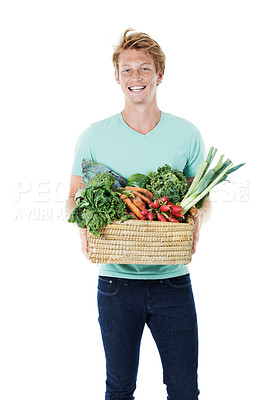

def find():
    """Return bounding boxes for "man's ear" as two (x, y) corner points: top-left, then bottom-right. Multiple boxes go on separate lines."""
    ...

(157, 71), (164, 85)
(115, 70), (120, 85)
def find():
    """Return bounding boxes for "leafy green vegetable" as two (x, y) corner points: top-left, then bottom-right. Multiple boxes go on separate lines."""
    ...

(127, 173), (149, 188)
(82, 159), (127, 189)
(68, 178), (132, 236)
(146, 164), (188, 204)
(86, 172), (115, 188)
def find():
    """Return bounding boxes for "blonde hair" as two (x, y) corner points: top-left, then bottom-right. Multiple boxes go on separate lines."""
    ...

(112, 29), (165, 76)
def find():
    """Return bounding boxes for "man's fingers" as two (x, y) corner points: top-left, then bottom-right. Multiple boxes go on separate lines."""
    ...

(82, 245), (89, 259)
(192, 230), (199, 255)
(79, 228), (89, 259)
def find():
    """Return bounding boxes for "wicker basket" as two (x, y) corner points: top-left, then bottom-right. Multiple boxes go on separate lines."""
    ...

(87, 216), (194, 265)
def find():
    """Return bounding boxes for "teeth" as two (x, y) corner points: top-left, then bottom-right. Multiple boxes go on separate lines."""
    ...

(129, 86), (146, 91)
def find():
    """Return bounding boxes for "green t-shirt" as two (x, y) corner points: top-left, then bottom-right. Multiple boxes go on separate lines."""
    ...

(71, 111), (205, 279)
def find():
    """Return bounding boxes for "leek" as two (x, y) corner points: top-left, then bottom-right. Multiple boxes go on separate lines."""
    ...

(180, 147), (245, 215)
(185, 146), (217, 197)
(185, 161), (208, 197)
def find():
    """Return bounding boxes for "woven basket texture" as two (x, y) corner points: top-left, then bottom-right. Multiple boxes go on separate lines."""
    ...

(87, 216), (194, 265)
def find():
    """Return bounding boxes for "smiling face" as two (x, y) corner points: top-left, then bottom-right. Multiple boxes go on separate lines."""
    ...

(115, 49), (163, 106)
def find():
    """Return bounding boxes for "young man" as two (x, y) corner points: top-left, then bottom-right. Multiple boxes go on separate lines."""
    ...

(66, 29), (211, 400)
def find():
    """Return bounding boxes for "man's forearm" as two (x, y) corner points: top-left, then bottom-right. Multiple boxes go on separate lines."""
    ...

(191, 196), (212, 254)
(198, 196), (212, 226)
(66, 195), (89, 258)
(65, 196), (76, 220)
(187, 177), (212, 225)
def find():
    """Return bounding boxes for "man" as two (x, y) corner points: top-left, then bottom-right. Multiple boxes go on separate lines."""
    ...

(66, 29), (211, 400)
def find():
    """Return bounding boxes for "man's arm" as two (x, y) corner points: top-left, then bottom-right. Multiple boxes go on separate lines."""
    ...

(66, 174), (89, 259)
(187, 177), (212, 254)
(192, 196), (212, 254)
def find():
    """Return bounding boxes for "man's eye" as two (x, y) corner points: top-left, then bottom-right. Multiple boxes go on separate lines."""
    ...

(142, 67), (149, 71)
(123, 69), (130, 73)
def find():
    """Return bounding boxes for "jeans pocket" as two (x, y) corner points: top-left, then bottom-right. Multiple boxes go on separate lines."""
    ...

(97, 276), (120, 296)
(164, 274), (192, 289)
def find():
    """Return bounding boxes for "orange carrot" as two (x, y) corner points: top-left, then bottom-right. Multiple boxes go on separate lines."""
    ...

(131, 189), (152, 205)
(125, 186), (154, 199)
(120, 194), (142, 218)
(132, 187), (154, 200)
(131, 196), (147, 211)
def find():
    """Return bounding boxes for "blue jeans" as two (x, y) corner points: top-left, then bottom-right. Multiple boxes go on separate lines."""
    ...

(97, 274), (199, 400)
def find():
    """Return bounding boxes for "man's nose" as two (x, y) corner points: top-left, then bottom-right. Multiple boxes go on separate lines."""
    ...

(131, 69), (142, 79)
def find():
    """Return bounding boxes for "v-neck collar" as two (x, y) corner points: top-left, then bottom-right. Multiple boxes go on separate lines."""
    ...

(118, 111), (164, 138)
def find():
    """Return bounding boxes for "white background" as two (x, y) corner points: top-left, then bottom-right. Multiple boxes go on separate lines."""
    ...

(1, 0), (263, 399)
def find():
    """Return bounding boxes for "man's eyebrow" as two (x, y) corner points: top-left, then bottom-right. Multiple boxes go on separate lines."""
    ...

(121, 63), (152, 67)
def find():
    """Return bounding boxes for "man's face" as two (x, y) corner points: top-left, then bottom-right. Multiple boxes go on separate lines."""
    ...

(115, 49), (163, 105)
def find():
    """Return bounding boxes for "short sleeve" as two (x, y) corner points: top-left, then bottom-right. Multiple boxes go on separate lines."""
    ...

(71, 126), (93, 176)
(183, 126), (206, 177)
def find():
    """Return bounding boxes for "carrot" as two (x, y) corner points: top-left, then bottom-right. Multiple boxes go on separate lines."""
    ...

(135, 187), (154, 199)
(120, 194), (142, 218)
(125, 186), (154, 200)
(131, 196), (147, 211)
(131, 189), (152, 205)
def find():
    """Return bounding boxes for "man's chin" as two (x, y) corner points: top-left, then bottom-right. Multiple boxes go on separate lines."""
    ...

(125, 93), (151, 105)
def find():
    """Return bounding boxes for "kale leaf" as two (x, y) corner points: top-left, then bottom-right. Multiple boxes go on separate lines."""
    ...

(146, 164), (188, 204)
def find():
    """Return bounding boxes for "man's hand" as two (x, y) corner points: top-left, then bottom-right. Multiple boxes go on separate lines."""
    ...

(190, 196), (212, 254)
(79, 227), (89, 259)
(66, 174), (89, 259)
(192, 212), (201, 254)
